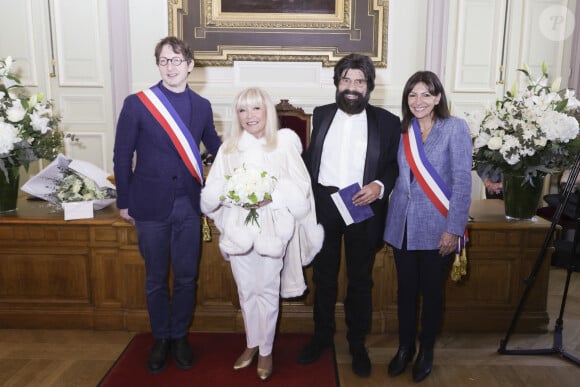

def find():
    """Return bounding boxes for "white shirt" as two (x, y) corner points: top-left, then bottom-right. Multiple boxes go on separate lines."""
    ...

(318, 109), (368, 189)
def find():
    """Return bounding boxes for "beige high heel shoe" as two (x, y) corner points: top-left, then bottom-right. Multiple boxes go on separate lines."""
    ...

(233, 347), (258, 370)
(257, 354), (273, 381)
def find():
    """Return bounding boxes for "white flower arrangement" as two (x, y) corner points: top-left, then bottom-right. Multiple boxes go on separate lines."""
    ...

(219, 164), (277, 226)
(467, 63), (580, 183)
(0, 56), (71, 181)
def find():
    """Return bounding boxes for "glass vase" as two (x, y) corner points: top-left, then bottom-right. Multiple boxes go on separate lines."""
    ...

(502, 172), (545, 220)
(0, 164), (21, 213)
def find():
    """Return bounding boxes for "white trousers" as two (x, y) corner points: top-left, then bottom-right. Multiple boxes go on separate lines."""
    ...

(229, 250), (283, 356)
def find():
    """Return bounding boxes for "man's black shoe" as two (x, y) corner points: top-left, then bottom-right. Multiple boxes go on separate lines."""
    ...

(172, 336), (194, 370)
(388, 345), (416, 377)
(412, 348), (433, 382)
(147, 339), (170, 374)
(351, 347), (371, 377)
(297, 338), (331, 364)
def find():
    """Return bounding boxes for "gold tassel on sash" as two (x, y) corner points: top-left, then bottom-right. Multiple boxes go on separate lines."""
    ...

(451, 230), (468, 282)
(460, 248), (467, 276)
(201, 215), (212, 242)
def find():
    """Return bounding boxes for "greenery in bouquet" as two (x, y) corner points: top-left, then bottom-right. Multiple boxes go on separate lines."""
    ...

(0, 55), (72, 182)
(52, 166), (115, 204)
(467, 62), (580, 184)
(219, 164), (277, 226)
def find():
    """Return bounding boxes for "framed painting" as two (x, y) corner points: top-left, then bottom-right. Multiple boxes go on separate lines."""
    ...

(168, 0), (388, 67)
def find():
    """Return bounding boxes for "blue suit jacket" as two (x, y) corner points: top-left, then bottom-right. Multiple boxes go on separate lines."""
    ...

(303, 103), (400, 247)
(113, 82), (221, 221)
(384, 116), (472, 250)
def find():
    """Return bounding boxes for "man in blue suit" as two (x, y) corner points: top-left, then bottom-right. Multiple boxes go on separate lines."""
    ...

(298, 54), (400, 377)
(113, 36), (221, 374)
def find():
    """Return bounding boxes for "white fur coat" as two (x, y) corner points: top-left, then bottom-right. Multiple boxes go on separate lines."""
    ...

(201, 129), (324, 298)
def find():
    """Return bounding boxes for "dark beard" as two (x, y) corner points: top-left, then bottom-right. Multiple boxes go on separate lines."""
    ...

(336, 90), (369, 115)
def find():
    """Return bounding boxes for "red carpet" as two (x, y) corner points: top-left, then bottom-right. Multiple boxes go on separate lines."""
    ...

(99, 332), (338, 387)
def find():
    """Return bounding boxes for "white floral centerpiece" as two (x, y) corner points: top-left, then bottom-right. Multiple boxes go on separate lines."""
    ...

(467, 63), (580, 184)
(219, 164), (277, 226)
(0, 55), (69, 181)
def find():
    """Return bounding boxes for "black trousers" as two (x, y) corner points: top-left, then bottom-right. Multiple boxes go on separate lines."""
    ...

(392, 241), (452, 349)
(312, 184), (377, 349)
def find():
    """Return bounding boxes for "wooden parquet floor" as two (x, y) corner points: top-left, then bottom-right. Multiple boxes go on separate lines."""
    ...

(0, 267), (579, 386)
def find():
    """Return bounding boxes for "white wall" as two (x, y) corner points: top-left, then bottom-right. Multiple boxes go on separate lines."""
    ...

(126, 0), (429, 133)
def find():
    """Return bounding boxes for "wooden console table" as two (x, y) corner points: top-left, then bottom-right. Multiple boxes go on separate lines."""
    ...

(0, 198), (553, 332)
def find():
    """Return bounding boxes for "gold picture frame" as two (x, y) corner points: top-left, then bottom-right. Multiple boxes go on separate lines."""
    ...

(168, 0), (388, 67)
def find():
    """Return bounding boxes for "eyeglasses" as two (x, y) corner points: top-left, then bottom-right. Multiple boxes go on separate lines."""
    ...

(340, 77), (367, 87)
(158, 57), (187, 66)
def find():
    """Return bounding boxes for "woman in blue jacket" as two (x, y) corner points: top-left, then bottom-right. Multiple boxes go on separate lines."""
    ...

(384, 71), (472, 382)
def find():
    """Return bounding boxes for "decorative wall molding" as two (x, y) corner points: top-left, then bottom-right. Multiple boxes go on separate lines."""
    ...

(53, 0), (104, 86)
(451, 0), (505, 93)
(59, 95), (107, 124)
(65, 132), (109, 171)
(168, 0), (388, 67)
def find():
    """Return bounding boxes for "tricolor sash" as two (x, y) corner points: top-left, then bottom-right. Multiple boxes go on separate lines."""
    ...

(137, 86), (204, 185)
(403, 118), (450, 217)
(403, 118), (468, 281)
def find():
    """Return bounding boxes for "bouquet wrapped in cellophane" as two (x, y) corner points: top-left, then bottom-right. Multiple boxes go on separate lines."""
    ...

(21, 153), (116, 219)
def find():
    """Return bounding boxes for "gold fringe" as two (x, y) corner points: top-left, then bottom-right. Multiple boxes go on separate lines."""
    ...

(451, 249), (468, 282)
(201, 215), (212, 242)
(460, 248), (468, 276)
(451, 254), (461, 281)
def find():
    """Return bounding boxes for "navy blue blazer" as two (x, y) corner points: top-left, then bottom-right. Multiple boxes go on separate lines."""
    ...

(384, 116), (472, 250)
(113, 82), (221, 221)
(303, 103), (400, 247)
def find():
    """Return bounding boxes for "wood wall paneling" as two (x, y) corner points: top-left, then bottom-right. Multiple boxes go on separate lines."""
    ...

(0, 199), (552, 333)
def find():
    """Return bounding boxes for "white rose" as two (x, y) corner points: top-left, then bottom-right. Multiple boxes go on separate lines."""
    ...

(487, 136), (503, 150)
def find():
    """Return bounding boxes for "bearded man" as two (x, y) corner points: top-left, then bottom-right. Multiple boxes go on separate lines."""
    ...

(298, 53), (400, 377)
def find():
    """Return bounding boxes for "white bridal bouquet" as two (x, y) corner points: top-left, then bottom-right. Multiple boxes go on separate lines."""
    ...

(219, 164), (277, 226)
